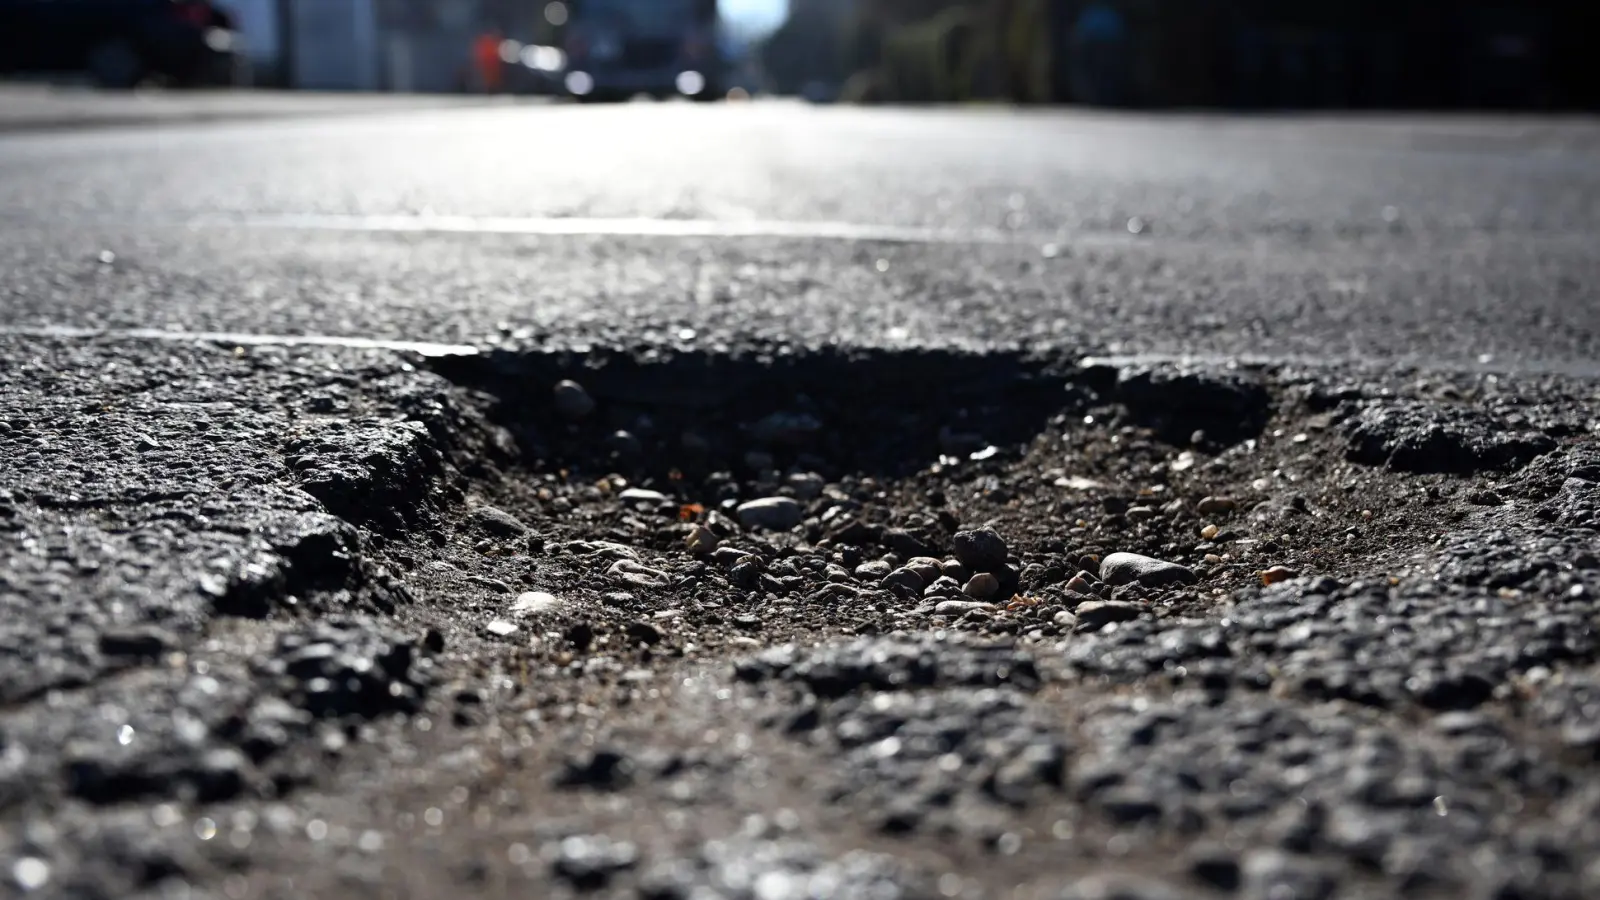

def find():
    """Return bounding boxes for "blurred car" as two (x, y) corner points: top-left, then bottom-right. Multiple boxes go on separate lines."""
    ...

(0, 0), (242, 89)
(562, 0), (722, 101)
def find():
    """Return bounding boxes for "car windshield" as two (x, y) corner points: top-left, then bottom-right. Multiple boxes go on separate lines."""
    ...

(576, 0), (697, 31)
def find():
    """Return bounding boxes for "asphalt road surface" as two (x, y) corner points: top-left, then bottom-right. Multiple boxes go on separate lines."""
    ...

(2, 97), (1599, 900)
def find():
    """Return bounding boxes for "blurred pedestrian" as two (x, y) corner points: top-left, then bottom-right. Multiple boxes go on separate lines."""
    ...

(474, 29), (505, 93)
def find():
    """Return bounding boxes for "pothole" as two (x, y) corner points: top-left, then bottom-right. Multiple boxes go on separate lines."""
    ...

(404, 347), (1593, 678)
(433, 346), (1094, 486)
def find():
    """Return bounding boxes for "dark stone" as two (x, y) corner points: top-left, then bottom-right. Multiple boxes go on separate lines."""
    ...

(604, 430), (644, 461)
(882, 528), (933, 559)
(1099, 788), (1163, 824)
(98, 626), (173, 659)
(555, 748), (634, 791)
(626, 621), (664, 645)
(1074, 600), (1144, 630)
(471, 506), (527, 537)
(951, 528), (1008, 573)
(565, 621), (596, 651)
(1188, 847), (1241, 891)
(1409, 670), (1496, 711)
(730, 559), (763, 590)
(267, 622), (427, 720)
(828, 518), (881, 545)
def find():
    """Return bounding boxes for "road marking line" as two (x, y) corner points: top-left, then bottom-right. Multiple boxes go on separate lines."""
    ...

(181, 213), (1128, 247)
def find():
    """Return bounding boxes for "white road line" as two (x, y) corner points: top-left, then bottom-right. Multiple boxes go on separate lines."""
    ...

(180, 213), (1095, 247)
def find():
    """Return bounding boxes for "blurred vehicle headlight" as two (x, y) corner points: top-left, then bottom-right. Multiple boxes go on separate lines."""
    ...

(522, 45), (566, 72)
(676, 71), (705, 96)
(565, 71), (594, 95)
(203, 28), (233, 52)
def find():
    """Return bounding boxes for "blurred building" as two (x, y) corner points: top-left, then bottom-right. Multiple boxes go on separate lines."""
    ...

(221, 0), (555, 91)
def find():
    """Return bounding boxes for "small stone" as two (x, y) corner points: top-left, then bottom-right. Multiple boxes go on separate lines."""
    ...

(935, 600), (995, 617)
(1064, 571), (1097, 596)
(98, 626), (172, 659)
(951, 528), (1008, 572)
(607, 560), (673, 589)
(1259, 565), (1299, 585)
(963, 572), (1000, 600)
(1196, 496), (1237, 515)
(1200, 524), (1220, 540)
(1075, 600), (1143, 630)
(555, 748), (633, 790)
(196, 747), (249, 801)
(854, 560), (893, 580)
(1052, 610), (1078, 628)
(1100, 552), (1198, 588)
(926, 575), (963, 597)
(1125, 505), (1157, 521)
(552, 380), (596, 419)
(882, 528), (931, 558)
(736, 497), (804, 531)
(605, 430), (643, 459)
(827, 517), (878, 545)
(624, 621), (663, 645)
(471, 506), (527, 537)
(617, 488), (669, 503)
(685, 524), (719, 556)
(12, 857), (50, 892)
(511, 591), (566, 617)
(1187, 846), (1242, 891)
(905, 557), (944, 584)
(787, 472), (826, 500)
(467, 575), (512, 594)
(940, 559), (970, 582)
(728, 559), (762, 590)
(485, 619), (519, 638)
(882, 567), (927, 595)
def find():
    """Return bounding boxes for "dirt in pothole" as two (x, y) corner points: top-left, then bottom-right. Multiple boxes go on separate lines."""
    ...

(402, 350), (1581, 660)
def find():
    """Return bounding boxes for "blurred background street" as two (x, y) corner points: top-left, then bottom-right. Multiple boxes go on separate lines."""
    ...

(3, 1), (1594, 106)
(5, 4), (1600, 900)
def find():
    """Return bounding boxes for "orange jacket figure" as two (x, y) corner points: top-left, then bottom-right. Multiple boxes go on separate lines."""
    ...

(474, 31), (504, 92)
